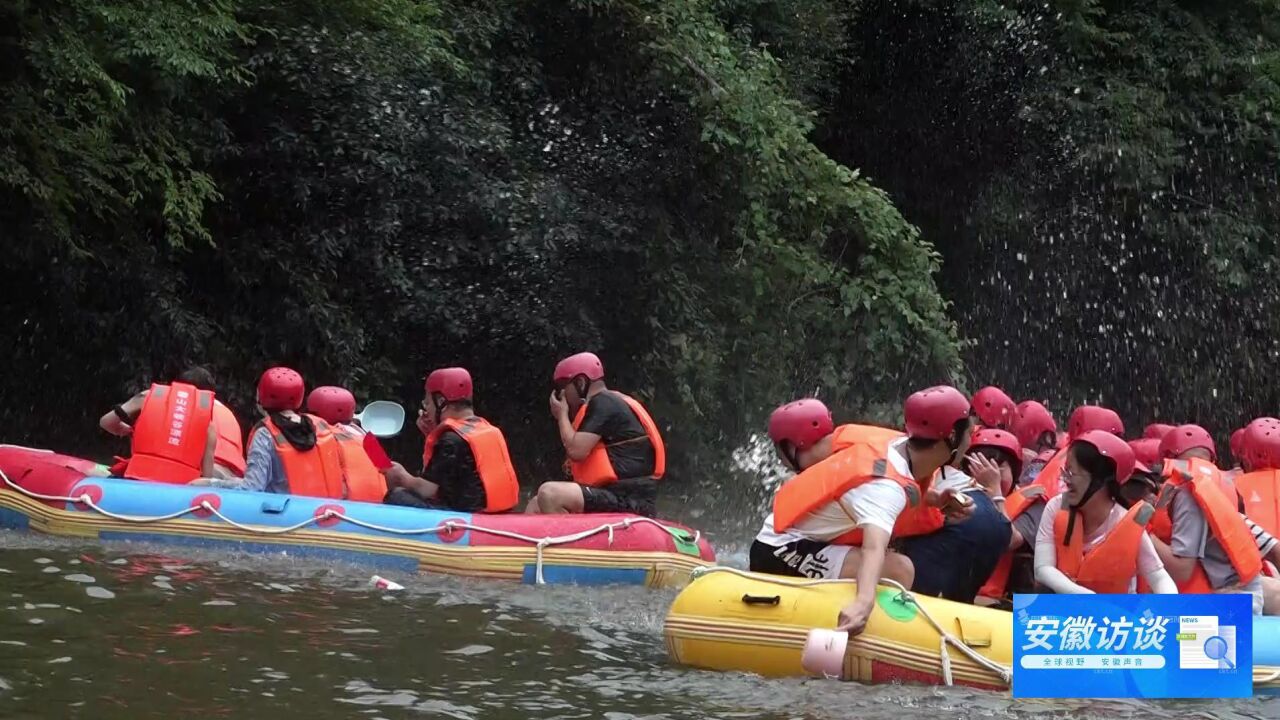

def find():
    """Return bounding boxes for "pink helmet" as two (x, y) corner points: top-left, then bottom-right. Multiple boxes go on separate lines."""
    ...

(1127, 438), (1162, 468)
(1159, 424), (1216, 461)
(1230, 427), (1247, 462)
(425, 367), (473, 402)
(1244, 417), (1280, 470)
(306, 386), (356, 424)
(972, 386), (1016, 429)
(1143, 423), (1175, 440)
(767, 399), (834, 451)
(971, 428), (1024, 480)
(1073, 430), (1136, 485)
(904, 386), (971, 441)
(1012, 400), (1057, 449)
(1067, 405), (1124, 439)
(258, 367), (305, 411)
(553, 352), (605, 384)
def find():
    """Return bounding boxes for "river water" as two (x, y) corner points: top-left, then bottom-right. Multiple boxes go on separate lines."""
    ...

(0, 514), (1276, 719)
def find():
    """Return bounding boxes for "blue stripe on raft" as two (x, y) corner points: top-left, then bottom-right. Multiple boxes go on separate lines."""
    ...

(68, 478), (472, 546)
(521, 564), (649, 585)
(97, 530), (422, 573)
(1255, 615), (1280, 665)
(0, 507), (30, 530)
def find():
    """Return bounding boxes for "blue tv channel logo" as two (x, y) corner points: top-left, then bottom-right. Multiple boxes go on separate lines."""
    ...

(1012, 593), (1253, 699)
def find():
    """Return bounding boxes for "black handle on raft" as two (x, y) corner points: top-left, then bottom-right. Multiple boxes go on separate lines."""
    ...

(741, 593), (781, 606)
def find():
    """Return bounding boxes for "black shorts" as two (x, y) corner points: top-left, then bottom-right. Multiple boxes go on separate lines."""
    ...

(581, 478), (657, 517)
(748, 538), (852, 580)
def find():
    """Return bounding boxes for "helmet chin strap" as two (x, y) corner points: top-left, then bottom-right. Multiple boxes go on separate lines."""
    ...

(432, 393), (446, 425)
(1063, 477), (1107, 545)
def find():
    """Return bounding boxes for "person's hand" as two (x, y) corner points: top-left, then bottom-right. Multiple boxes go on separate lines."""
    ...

(940, 488), (976, 521)
(187, 477), (214, 487)
(967, 453), (1003, 496)
(549, 389), (569, 419)
(835, 599), (871, 636)
(415, 409), (432, 437)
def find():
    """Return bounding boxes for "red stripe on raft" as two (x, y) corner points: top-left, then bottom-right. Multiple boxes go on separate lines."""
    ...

(465, 512), (715, 560)
(870, 660), (1006, 692)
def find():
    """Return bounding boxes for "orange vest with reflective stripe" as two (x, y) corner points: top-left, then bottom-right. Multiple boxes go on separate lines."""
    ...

(978, 485), (1047, 599)
(772, 425), (927, 545)
(1236, 469), (1280, 539)
(332, 424), (387, 503)
(1053, 501), (1153, 594)
(569, 392), (666, 487)
(1160, 458), (1263, 592)
(212, 401), (246, 477)
(263, 414), (346, 499)
(126, 383), (216, 484)
(422, 417), (521, 513)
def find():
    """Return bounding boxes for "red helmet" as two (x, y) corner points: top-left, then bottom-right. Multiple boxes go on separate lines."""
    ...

(972, 386), (1016, 429)
(258, 367), (305, 411)
(425, 367), (473, 402)
(971, 428), (1024, 480)
(904, 386), (971, 441)
(1067, 405), (1124, 439)
(1143, 423), (1175, 440)
(1127, 438), (1162, 468)
(767, 399), (834, 451)
(1159, 424), (1216, 461)
(306, 386), (356, 425)
(1012, 400), (1057, 450)
(1073, 430), (1135, 485)
(1244, 417), (1280, 470)
(553, 352), (605, 384)
(1230, 427), (1247, 462)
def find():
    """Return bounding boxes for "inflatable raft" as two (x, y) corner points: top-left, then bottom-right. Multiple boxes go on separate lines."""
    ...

(664, 567), (1280, 695)
(0, 446), (714, 587)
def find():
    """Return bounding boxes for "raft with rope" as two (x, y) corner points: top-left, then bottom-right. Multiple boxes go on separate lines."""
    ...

(0, 446), (714, 587)
(664, 567), (1280, 694)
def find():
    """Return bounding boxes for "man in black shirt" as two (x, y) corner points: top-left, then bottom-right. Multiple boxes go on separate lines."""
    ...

(526, 352), (666, 517)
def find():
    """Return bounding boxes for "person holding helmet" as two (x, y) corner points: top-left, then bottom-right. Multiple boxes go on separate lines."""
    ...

(383, 368), (520, 513)
(242, 367), (346, 497)
(971, 429), (1049, 604)
(1011, 400), (1058, 486)
(305, 386), (387, 503)
(100, 366), (246, 483)
(1032, 430), (1175, 594)
(1030, 405), (1125, 498)
(1149, 423), (1266, 613)
(972, 386), (1016, 430)
(750, 386), (978, 635)
(528, 352), (665, 517)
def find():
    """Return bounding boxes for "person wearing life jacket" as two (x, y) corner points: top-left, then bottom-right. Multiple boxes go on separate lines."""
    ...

(750, 387), (978, 635)
(528, 352), (665, 517)
(1236, 418), (1280, 614)
(242, 367), (347, 498)
(1012, 400), (1058, 487)
(99, 366), (246, 483)
(304, 386), (388, 504)
(972, 429), (1049, 604)
(1032, 430), (1176, 594)
(972, 386), (1016, 430)
(1148, 423), (1266, 613)
(381, 368), (520, 513)
(1031, 405), (1125, 498)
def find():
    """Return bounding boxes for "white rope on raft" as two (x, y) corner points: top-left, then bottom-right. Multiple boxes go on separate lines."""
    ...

(691, 565), (1012, 687)
(0, 467), (701, 585)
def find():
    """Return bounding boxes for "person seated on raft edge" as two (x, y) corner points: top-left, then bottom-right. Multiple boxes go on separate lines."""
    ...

(970, 429), (1047, 606)
(748, 386), (978, 636)
(526, 352), (666, 518)
(1011, 400), (1058, 487)
(1032, 430), (1177, 595)
(99, 366), (246, 483)
(1146, 424), (1268, 614)
(303, 386), (390, 503)
(381, 367), (520, 514)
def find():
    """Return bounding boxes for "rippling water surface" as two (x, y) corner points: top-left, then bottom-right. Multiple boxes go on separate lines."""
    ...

(0, 532), (1275, 720)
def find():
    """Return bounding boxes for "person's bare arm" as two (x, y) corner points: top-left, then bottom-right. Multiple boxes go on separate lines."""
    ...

(200, 422), (217, 478)
(836, 526), (890, 635)
(99, 392), (146, 436)
(550, 391), (599, 460)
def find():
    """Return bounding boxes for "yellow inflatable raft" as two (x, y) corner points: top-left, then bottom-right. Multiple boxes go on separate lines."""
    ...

(664, 567), (1012, 690)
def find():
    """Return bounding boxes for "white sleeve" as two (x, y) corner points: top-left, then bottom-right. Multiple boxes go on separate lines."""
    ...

(933, 466), (979, 494)
(1136, 532), (1177, 593)
(839, 480), (908, 536)
(1032, 496), (1095, 594)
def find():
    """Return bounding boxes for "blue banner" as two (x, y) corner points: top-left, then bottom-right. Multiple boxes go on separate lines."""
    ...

(1012, 593), (1253, 699)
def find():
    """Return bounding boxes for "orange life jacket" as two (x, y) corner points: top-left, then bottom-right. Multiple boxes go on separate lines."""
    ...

(1053, 501), (1154, 594)
(212, 401), (246, 477)
(772, 425), (927, 545)
(331, 424), (387, 503)
(1159, 458), (1263, 592)
(978, 485), (1047, 599)
(1236, 468), (1280, 539)
(262, 414), (346, 499)
(125, 382), (216, 484)
(422, 417), (521, 513)
(569, 392), (666, 487)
